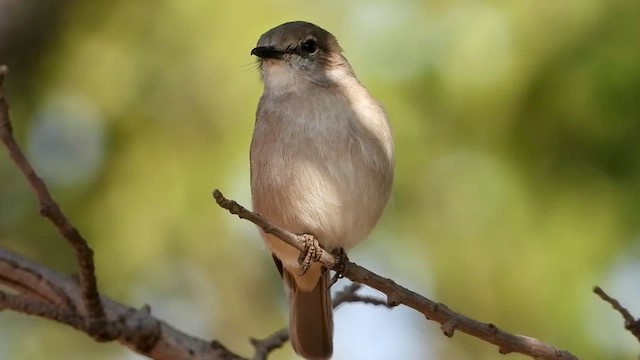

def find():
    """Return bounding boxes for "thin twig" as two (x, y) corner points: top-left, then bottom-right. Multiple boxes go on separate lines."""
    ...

(331, 283), (390, 309)
(213, 189), (580, 360)
(212, 190), (337, 268)
(249, 282), (391, 360)
(0, 65), (107, 338)
(593, 286), (640, 343)
(250, 329), (288, 360)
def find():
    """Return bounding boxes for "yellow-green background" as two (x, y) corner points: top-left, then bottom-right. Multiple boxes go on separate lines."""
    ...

(1, 1), (639, 359)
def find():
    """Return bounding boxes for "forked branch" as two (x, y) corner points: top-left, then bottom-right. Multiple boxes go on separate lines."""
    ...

(0, 65), (107, 338)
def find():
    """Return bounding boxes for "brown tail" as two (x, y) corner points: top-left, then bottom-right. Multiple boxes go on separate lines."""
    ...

(284, 268), (333, 360)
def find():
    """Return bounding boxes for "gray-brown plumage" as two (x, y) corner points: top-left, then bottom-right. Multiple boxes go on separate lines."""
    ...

(250, 21), (394, 360)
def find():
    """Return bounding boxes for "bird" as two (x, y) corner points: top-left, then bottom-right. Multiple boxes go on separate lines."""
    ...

(249, 21), (394, 359)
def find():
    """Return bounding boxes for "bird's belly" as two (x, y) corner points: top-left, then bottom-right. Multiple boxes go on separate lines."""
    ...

(252, 151), (381, 265)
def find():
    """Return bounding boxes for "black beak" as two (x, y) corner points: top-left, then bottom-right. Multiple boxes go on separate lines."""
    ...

(251, 46), (284, 59)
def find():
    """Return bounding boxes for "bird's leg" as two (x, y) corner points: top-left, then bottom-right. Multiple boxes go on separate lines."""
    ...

(329, 247), (348, 287)
(298, 233), (322, 276)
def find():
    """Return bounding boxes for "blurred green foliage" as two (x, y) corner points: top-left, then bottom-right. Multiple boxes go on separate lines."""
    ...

(1, 1), (639, 359)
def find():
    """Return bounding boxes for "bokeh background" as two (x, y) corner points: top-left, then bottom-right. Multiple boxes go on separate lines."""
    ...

(1, 0), (639, 359)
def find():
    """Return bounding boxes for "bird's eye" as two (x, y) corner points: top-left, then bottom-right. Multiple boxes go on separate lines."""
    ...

(300, 39), (318, 55)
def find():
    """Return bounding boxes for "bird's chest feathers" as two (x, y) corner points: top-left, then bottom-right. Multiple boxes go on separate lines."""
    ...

(262, 92), (354, 159)
(252, 91), (361, 210)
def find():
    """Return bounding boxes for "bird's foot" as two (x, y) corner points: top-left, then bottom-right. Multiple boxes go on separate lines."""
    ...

(298, 234), (322, 276)
(329, 247), (348, 287)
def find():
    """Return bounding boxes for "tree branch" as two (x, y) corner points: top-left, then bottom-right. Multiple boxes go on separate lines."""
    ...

(0, 247), (248, 360)
(213, 189), (581, 360)
(593, 286), (640, 343)
(0, 65), (106, 337)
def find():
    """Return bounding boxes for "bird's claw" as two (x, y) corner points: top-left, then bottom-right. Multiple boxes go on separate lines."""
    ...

(329, 247), (348, 287)
(298, 234), (322, 276)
